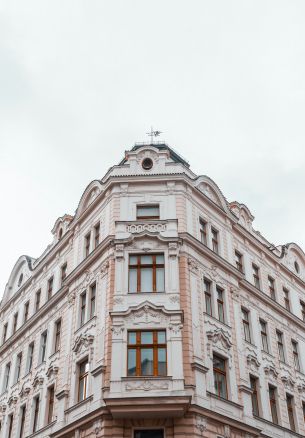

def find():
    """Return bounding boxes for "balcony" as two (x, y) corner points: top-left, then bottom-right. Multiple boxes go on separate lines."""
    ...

(115, 219), (178, 240)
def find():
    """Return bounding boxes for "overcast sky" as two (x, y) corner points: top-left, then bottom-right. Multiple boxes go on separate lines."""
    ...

(1, 1), (305, 296)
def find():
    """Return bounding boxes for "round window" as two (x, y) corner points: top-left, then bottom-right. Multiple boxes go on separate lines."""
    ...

(294, 261), (300, 274)
(142, 158), (153, 170)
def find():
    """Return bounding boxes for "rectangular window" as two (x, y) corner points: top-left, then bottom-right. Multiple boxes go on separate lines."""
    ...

(127, 330), (167, 377)
(213, 355), (227, 399)
(268, 385), (278, 424)
(2, 323), (8, 343)
(216, 286), (225, 323)
(54, 319), (61, 353)
(15, 353), (22, 383)
(80, 292), (86, 327)
(40, 331), (48, 363)
(250, 375), (259, 416)
(94, 222), (100, 248)
(302, 402), (305, 424)
(283, 288), (290, 311)
(199, 219), (207, 245)
(136, 205), (160, 220)
(60, 263), (67, 286)
(252, 264), (260, 289)
(204, 279), (212, 316)
(134, 431), (164, 438)
(23, 301), (29, 324)
(7, 414), (13, 438)
(276, 330), (285, 362)
(286, 394), (295, 431)
(90, 283), (96, 318)
(211, 228), (219, 253)
(260, 319), (269, 353)
(78, 359), (89, 401)
(129, 254), (165, 293)
(32, 396), (40, 433)
(291, 340), (300, 371)
(235, 251), (243, 272)
(13, 313), (18, 334)
(35, 290), (41, 312)
(48, 277), (53, 300)
(47, 386), (55, 424)
(242, 308), (251, 343)
(85, 232), (91, 257)
(3, 362), (11, 391)
(19, 405), (26, 438)
(300, 301), (305, 322)
(268, 276), (276, 300)
(26, 342), (34, 373)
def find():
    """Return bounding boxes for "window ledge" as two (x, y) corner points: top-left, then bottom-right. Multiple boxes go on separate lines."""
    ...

(203, 313), (232, 330)
(127, 291), (166, 295)
(244, 340), (257, 348)
(27, 420), (56, 438)
(122, 376), (172, 381)
(207, 391), (243, 409)
(74, 316), (96, 335)
(65, 394), (93, 414)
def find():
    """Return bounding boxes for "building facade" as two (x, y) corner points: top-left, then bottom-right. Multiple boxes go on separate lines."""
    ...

(0, 143), (305, 438)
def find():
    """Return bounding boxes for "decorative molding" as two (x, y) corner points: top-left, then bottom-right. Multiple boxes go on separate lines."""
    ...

(224, 425), (231, 438)
(195, 415), (207, 434)
(125, 379), (169, 391)
(72, 333), (94, 354)
(115, 244), (125, 260)
(169, 294), (180, 304)
(126, 222), (167, 234)
(169, 323), (183, 335)
(55, 389), (69, 400)
(206, 328), (232, 350)
(188, 257), (199, 274)
(100, 261), (109, 277)
(246, 352), (260, 370)
(111, 325), (124, 337)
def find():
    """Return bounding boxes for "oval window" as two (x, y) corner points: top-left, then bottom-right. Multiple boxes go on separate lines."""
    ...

(142, 158), (153, 170)
(294, 261), (300, 274)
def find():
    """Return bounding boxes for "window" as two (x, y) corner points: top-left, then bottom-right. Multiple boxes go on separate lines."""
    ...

(90, 283), (96, 318)
(216, 286), (225, 323)
(80, 292), (86, 327)
(286, 394), (295, 431)
(54, 319), (61, 352)
(127, 330), (166, 377)
(60, 263), (67, 286)
(47, 386), (55, 424)
(252, 264), (260, 289)
(268, 277), (276, 300)
(7, 415), (13, 438)
(268, 385), (278, 424)
(85, 232), (91, 257)
(40, 331), (48, 363)
(294, 261), (300, 273)
(291, 340), (300, 371)
(94, 222), (100, 248)
(235, 251), (243, 272)
(13, 313), (18, 334)
(276, 330), (285, 362)
(283, 288), (290, 311)
(48, 277), (53, 300)
(134, 431), (164, 438)
(3, 362), (11, 391)
(260, 319), (269, 353)
(26, 342), (34, 373)
(204, 279), (212, 316)
(213, 355), (227, 399)
(300, 301), (305, 322)
(23, 301), (29, 323)
(199, 219), (207, 245)
(2, 323), (8, 343)
(136, 205), (160, 220)
(15, 353), (22, 383)
(211, 228), (219, 253)
(250, 375), (259, 416)
(19, 405), (26, 438)
(129, 254), (165, 293)
(32, 396), (40, 433)
(302, 402), (305, 424)
(35, 290), (41, 312)
(242, 308), (251, 343)
(18, 273), (23, 287)
(78, 359), (89, 401)
(58, 228), (63, 239)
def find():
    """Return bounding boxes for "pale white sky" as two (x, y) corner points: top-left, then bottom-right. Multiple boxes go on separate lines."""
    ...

(1, 1), (305, 296)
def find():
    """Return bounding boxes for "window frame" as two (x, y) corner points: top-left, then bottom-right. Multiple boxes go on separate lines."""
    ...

(204, 278), (212, 316)
(2, 322), (8, 344)
(268, 385), (279, 424)
(78, 358), (89, 402)
(54, 319), (61, 353)
(260, 319), (269, 353)
(47, 277), (54, 300)
(276, 330), (285, 363)
(15, 352), (22, 384)
(268, 276), (276, 301)
(89, 283), (96, 319)
(136, 204), (160, 220)
(40, 331), (48, 363)
(216, 286), (225, 323)
(60, 263), (67, 286)
(79, 291), (87, 327)
(23, 301), (29, 324)
(19, 405), (26, 438)
(12, 312), (18, 334)
(128, 254), (165, 293)
(35, 289), (41, 312)
(286, 393), (296, 431)
(300, 300), (305, 322)
(84, 232), (91, 257)
(250, 375), (260, 417)
(47, 385), (55, 424)
(3, 362), (11, 391)
(283, 288), (290, 311)
(252, 264), (260, 289)
(242, 308), (251, 343)
(199, 218), (208, 245)
(213, 354), (228, 399)
(291, 340), (301, 371)
(235, 250), (243, 272)
(32, 395), (40, 433)
(26, 342), (34, 373)
(211, 227), (219, 254)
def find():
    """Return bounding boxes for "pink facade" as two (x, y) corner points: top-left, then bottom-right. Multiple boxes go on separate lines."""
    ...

(0, 144), (305, 437)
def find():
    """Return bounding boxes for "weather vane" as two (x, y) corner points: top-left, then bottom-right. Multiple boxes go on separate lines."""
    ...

(146, 126), (162, 144)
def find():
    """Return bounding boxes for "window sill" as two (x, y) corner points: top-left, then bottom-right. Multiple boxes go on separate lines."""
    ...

(207, 391), (243, 409)
(244, 340), (257, 348)
(127, 291), (166, 295)
(27, 420), (56, 438)
(203, 312), (232, 329)
(261, 351), (274, 359)
(65, 394), (93, 414)
(74, 316), (96, 335)
(122, 376), (172, 380)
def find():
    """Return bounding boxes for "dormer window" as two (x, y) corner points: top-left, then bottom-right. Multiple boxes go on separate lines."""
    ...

(294, 261), (300, 274)
(58, 228), (63, 239)
(18, 273), (23, 287)
(136, 205), (160, 220)
(142, 157), (153, 170)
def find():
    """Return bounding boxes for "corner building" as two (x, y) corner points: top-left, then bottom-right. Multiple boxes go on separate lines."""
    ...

(1, 144), (305, 438)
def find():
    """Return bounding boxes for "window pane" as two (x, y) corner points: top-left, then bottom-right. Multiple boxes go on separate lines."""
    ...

(156, 255), (164, 264)
(141, 268), (153, 292)
(79, 378), (85, 400)
(157, 331), (166, 343)
(215, 373), (227, 398)
(128, 332), (137, 344)
(129, 269), (137, 293)
(128, 349), (136, 376)
(156, 268), (165, 292)
(158, 348), (166, 375)
(141, 332), (153, 344)
(141, 255), (153, 265)
(213, 356), (225, 371)
(141, 349), (153, 375)
(137, 206), (159, 217)
(129, 256), (138, 265)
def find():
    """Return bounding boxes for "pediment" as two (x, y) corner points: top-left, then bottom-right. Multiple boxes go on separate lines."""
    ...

(229, 201), (254, 230)
(75, 180), (103, 220)
(72, 333), (94, 354)
(194, 176), (229, 213)
(2, 255), (35, 304)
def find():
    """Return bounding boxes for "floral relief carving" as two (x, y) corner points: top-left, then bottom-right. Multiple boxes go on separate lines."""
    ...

(125, 379), (169, 391)
(72, 333), (94, 354)
(115, 244), (125, 260)
(224, 425), (231, 438)
(195, 415), (207, 434)
(126, 222), (167, 234)
(111, 325), (124, 337)
(19, 381), (31, 399)
(246, 353), (260, 370)
(169, 323), (183, 335)
(188, 257), (199, 274)
(207, 328), (232, 350)
(169, 294), (180, 304)
(113, 296), (124, 305)
(100, 260), (109, 277)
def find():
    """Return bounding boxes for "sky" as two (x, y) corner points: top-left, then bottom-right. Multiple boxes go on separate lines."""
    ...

(1, 0), (305, 296)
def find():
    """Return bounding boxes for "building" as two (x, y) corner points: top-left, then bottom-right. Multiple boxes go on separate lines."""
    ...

(0, 143), (305, 438)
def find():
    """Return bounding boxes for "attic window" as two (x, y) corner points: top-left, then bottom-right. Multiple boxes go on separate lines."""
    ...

(294, 261), (300, 274)
(18, 274), (23, 287)
(58, 228), (63, 240)
(142, 158), (153, 170)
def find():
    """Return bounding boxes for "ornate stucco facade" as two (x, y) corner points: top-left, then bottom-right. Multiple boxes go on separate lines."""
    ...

(1, 143), (305, 438)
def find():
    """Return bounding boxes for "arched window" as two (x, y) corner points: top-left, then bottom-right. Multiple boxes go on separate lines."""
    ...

(18, 273), (23, 287)
(294, 261), (300, 274)
(58, 228), (63, 240)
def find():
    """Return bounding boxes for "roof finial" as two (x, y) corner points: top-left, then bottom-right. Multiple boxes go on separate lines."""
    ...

(146, 126), (162, 144)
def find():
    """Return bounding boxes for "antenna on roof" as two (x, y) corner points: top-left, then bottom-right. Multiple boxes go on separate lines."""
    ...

(146, 126), (162, 144)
